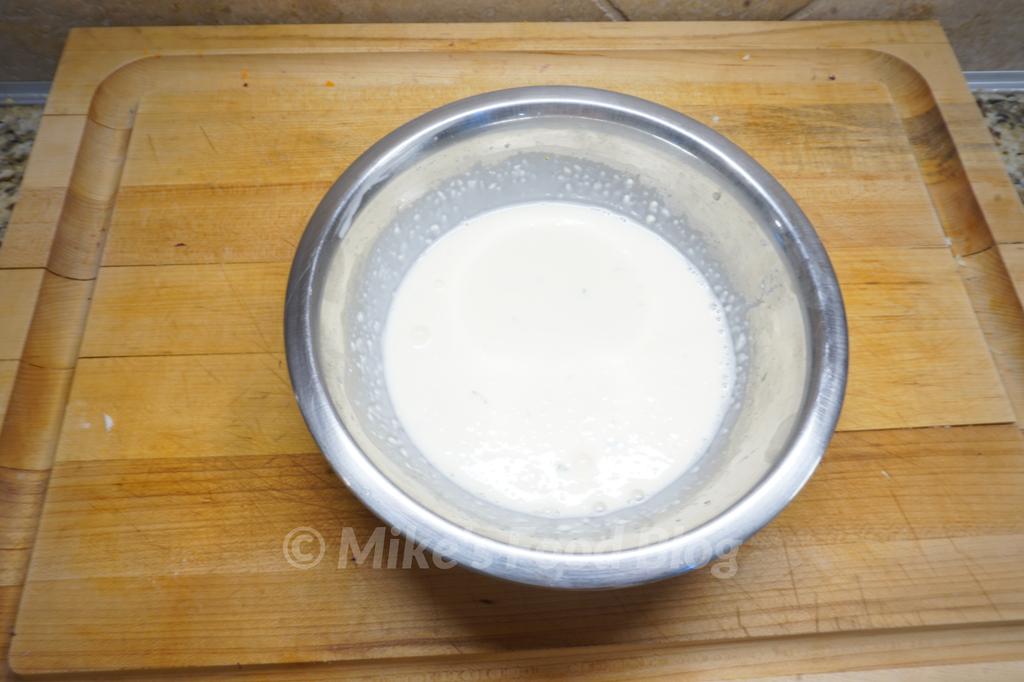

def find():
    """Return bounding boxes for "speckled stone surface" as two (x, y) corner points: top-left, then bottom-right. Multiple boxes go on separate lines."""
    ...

(0, 104), (41, 243)
(977, 92), (1024, 203)
(0, 94), (1022, 243)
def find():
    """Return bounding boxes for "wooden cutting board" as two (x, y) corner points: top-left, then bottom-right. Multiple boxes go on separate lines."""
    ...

(2, 21), (1024, 679)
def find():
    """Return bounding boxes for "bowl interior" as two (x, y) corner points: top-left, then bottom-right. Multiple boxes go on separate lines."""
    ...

(314, 111), (809, 553)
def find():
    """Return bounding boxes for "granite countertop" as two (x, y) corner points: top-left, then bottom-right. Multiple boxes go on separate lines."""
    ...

(0, 105), (41, 241)
(0, 94), (1022, 242)
(977, 92), (1024, 203)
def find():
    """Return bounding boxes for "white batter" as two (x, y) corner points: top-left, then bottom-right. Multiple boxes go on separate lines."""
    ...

(382, 201), (735, 518)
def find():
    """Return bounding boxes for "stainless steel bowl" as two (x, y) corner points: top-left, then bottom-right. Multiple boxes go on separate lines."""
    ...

(285, 86), (847, 589)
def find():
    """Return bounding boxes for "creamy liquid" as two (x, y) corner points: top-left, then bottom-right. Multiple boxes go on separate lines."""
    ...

(383, 201), (735, 517)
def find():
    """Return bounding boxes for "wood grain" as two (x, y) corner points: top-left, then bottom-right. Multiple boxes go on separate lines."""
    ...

(0, 269), (42, 360)
(2, 20), (1024, 679)
(57, 354), (315, 462)
(82, 263), (288, 357)
(93, 64), (947, 272)
(0, 362), (16, 420)
(77, 247), (1013, 432)
(958, 246), (1024, 425)
(999, 243), (1024, 302)
(101, 623), (1024, 680)
(12, 425), (1024, 672)
(36, 21), (975, 118)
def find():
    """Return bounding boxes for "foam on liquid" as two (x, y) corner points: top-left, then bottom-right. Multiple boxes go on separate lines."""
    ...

(382, 201), (735, 518)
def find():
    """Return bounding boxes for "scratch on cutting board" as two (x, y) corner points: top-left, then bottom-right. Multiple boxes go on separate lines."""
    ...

(198, 124), (219, 154)
(146, 134), (161, 165)
(103, 413), (114, 432)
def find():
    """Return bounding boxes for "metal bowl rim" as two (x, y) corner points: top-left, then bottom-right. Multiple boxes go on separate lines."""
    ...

(284, 85), (848, 589)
